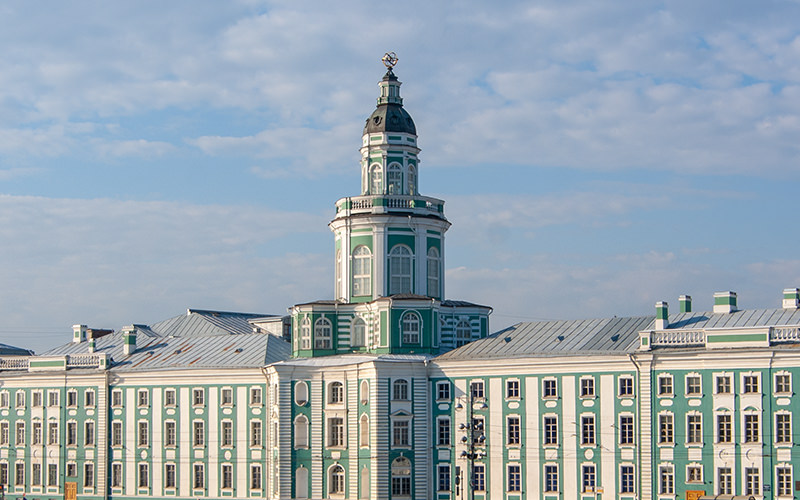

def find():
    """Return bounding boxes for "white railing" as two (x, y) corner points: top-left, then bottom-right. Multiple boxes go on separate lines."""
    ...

(67, 354), (104, 367)
(770, 326), (800, 343)
(651, 330), (705, 346)
(0, 357), (30, 370)
(336, 195), (443, 215)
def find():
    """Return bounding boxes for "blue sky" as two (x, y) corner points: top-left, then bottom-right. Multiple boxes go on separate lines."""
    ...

(1, 1), (799, 353)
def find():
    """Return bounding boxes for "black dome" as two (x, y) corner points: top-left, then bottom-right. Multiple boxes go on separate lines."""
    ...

(363, 104), (416, 135)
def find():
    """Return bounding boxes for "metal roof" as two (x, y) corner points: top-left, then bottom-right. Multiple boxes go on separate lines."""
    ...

(150, 309), (273, 337)
(665, 308), (800, 330)
(436, 316), (654, 360)
(0, 343), (34, 356)
(278, 353), (432, 368)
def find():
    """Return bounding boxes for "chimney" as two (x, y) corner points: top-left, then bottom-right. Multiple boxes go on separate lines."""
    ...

(122, 326), (137, 355)
(783, 288), (800, 309)
(679, 295), (692, 313)
(88, 338), (96, 353)
(72, 324), (87, 343)
(655, 301), (669, 329)
(713, 291), (738, 314)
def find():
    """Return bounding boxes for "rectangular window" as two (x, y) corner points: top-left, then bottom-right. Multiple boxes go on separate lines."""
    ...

(583, 464), (596, 492)
(717, 414), (732, 442)
(686, 375), (701, 395)
(221, 464), (233, 489)
(507, 465), (521, 492)
(66, 421), (77, 446)
(470, 381), (484, 399)
(85, 421), (95, 446)
(165, 464), (176, 489)
(581, 377), (595, 397)
(138, 463), (149, 488)
(718, 467), (732, 495)
(0, 391), (7, 409)
(775, 373), (792, 394)
(32, 391), (42, 407)
(47, 463), (57, 486)
(392, 420), (409, 447)
(250, 387), (262, 405)
(745, 467), (760, 495)
(164, 389), (176, 407)
(620, 465), (635, 493)
(84, 463), (94, 488)
(777, 466), (792, 496)
(48, 391), (59, 407)
(15, 462), (24, 486)
(716, 374), (731, 394)
(618, 377), (634, 397)
(193, 421), (204, 447)
(66, 463), (76, 477)
(660, 465), (674, 494)
(687, 465), (703, 483)
(15, 391), (25, 409)
(112, 463), (122, 488)
(506, 379), (520, 399)
(48, 422), (58, 445)
(659, 413), (674, 444)
(222, 421), (233, 447)
(84, 390), (95, 408)
(687, 414), (702, 444)
(581, 415), (595, 445)
(67, 390), (77, 407)
(473, 464), (485, 491)
(32, 421), (42, 445)
(619, 415), (634, 445)
(543, 416), (558, 445)
(138, 421), (149, 446)
(0, 422), (7, 445)
(165, 421), (176, 447)
(471, 417), (485, 446)
(111, 421), (123, 447)
(250, 464), (262, 490)
(111, 389), (122, 407)
(193, 389), (204, 406)
(0, 462), (7, 486)
(437, 417), (450, 446)
(221, 388), (233, 406)
(437, 464), (450, 492)
(193, 464), (204, 489)
(137, 390), (148, 407)
(329, 417), (345, 447)
(544, 464), (559, 492)
(507, 416), (520, 445)
(32, 463), (41, 486)
(15, 422), (24, 446)
(436, 381), (450, 401)
(543, 379), (558, 398)
(250, 420), (262, 447)
(743, 374), (760, 393)
(776, 413), (792, 444)
(745, 414), (760, 443)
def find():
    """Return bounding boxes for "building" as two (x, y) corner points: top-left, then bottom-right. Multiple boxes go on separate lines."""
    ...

(1, 58), (799, 500)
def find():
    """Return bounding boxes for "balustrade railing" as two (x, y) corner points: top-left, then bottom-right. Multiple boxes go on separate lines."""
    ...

(651, 330), (705, 346)
(770, 326), (800, 343)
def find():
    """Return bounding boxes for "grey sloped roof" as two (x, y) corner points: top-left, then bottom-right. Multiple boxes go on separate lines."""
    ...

(151, 309), (274, 337)
(665, 308), (800, 330)
(437, 316), (654, 360)
(278, 353), (432, 368)
(0, 343), (34, 356)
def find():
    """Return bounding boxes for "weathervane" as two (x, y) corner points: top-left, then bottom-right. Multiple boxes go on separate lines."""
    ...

(382, 52), (398, 69)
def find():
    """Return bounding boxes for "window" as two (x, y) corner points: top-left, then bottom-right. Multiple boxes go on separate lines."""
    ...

(544, 416), (558, 445)
(0, 422), (7, 445)
(165, 421), (176, 447)
(437, 464), (450, 492)
(67, 390), (77, 407)
(744, 413), (760, 443)
(687, 414), (702, 444)
(473, 464), (486, 491)
(392, 419), (409, 447)
(581, 415), (595, 445)
(659, 413), (674, 444)
(295, 381), (308, 406)
(294, 415), (309, 448)
(777, 466), (792, 496)
(544, 464), (559, 492)
(455, 320), (471, 347)
(85, 420), (96, 446)
(32, 421), (42, 445)
(32, 463), (41, 486)
(84, 389), (95, 408)
(472, 417), (485, 445)
(329, 465), (345, 495)
(0, 391), (7, 408)
(221, 421), (233, 447)
(437, 417), (450, 446)
(222, 464), (233, 489)
(329, 417), (345, 447)
(329, 382), (344, 404)
(66, 421), (76, 446)
(389, 245), (412, 294)
(351, 317), (366, 347)
(193, 421), (204, 446)
(221, 388), (233, 406)
(660, 465), (674, 494)
(250, 420), (262, 447)
(192, 388), (205, 406)
(507, 465), (521, 492)
(112, 421), (123, 446)
(716, 374), (731, 394)
(0, 463), (6, 485)
(507, 416), (520, 445)
(138, 463), (149, 488)
(427, 247), (440, 297)
(47, 463), (58, 486)
(581, 377), (595, 397)
(718, 467), (732, 495)
(470, 380), (485, 399)
(618, 377), (634, 397)
(250, 387), (262, 405)
(314, 317), (332, 349)
(360, 380), (369, 404)
(48, 422), (58, 445)
(743, 374), (760, 393)
(138, 421), (148, 446)
(370, 164), (382, 194)
(776, 372), (792, 394)
(408, 165), (416, 195)
(193, 463), (204, 490)
(620, 465), (635, 493)
(112, 389), (122, 407)
(776, 413), (792, 444)
(300, 317), (311, 350)
(745, 467), (760, 495)
(686, 374), (701, 395)
(687, 464), (703, 483)
(543, 378), (558, 398)
(393, 379), (409, 400)
(506, 379), (520, 399)
(717, 413), (732, 442)
(401, 312), (420, 344)
(360, 414), (369, 447)
(436, 381), (450, 401)
(32, 390), (42, 407)
(15, 422), (24, 446)
(48, 390), (59, 407)
(112, 463), (123, 488)
(84, 463), (94, 488)
(15, 391), (24, 408)
(619, 415), (634, 445)
(15, 462), (24, 486)
(391, 457), (411, 496)
(250, 464), (262, 490)
(352, 246), (372, 296)
(137, 389), (148, 407)
(165, 464), (176, 489)
(387, 164), (402, 194)
(582, 464), (596, 493)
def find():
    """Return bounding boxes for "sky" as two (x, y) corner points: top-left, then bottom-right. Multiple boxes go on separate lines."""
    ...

(1, 1), (800, 354)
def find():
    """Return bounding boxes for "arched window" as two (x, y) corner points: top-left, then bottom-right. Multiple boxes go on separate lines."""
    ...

(294, 415), (309, 448)
(329, 465), (346, 495)
(360, 380), (369, 404)
(408, 165), (416, 195)
(296, 466), (309, 499)
(294, 381), (308, 406)
(389, 245), (413, 294)
(360, 414), (369, 447)
(300, 317), (311, 350)
(391, 457), (412, 496)
(352, 246), (372, 297)
(402, 312), (421, 345)
(387, 164), (402, 194)
(328, 382), (344, 404)
(370, 164), (382, 194)
(314, 318), (332, 349)
(351, 317), (366, 347)
(393, 379), (409, 400)
(427, 247), (440, 297)
(455, 320), (471, 347)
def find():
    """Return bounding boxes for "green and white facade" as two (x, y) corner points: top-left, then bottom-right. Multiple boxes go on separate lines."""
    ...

(2, 63), (800, 500)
